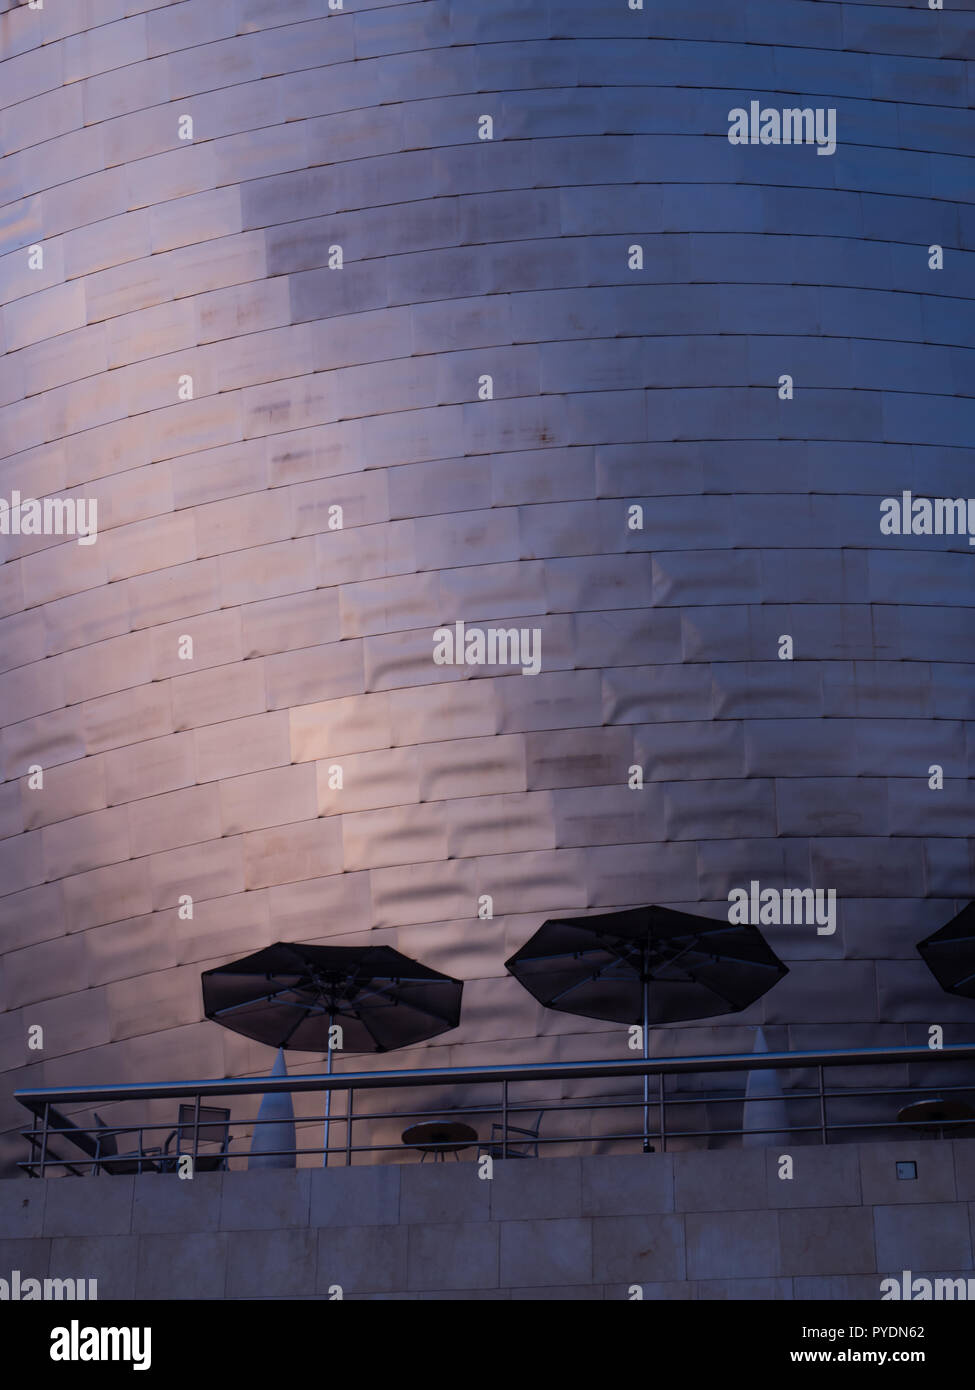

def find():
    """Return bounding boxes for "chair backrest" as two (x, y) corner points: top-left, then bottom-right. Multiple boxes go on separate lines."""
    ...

(92, 1113), (119, 1158)
(509, 1112), (544, 1138)
(176, 1105), (230, 1151)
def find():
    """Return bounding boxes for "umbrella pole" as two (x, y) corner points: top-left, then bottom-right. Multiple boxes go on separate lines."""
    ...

(323, 1013), (334, 1168)
(642, 975), (651, 1153)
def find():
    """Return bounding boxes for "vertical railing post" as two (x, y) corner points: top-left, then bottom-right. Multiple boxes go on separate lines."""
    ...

(40, 1103), (50, 1178)
(658, 1073), (666, 1153)
(192, 1092), (202, 1170)
(501, 1080), (509, 1160)
(818, 1065), (828, 1145)
(345, 1090), (353, 1167)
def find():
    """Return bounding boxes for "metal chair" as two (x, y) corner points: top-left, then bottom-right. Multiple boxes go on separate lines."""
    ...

(91, 1113), (160, 1176)
(162, 1105), (231, 1172)
(480, 1110), (544, 1159)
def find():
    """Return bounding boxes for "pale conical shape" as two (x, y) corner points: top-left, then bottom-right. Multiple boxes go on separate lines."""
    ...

(742, 1027), (791, 1149)
(248, 1049), (296, 1169)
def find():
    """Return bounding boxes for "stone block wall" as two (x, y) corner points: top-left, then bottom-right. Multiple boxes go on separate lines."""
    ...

(2, 1141), (975, 1299)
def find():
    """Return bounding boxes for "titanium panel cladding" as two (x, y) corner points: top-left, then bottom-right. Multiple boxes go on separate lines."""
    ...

(0, 0), (974, 1170)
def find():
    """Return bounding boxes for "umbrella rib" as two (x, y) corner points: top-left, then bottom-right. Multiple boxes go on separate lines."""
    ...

(544, 966), (630, 1007)
(662, 942), (783, 972)
(697, 955), (784, 973)
(534, 948), (640, 1003)
(211, 979), (317, 1015)
(278, 1011), (310, 1049)
(347, 982), (403, 1008)
(317, 980), (461, 1033)
(514, 946), (610, 967)
(347, 977), (461, 1021)
(211, 998), (285, 1020)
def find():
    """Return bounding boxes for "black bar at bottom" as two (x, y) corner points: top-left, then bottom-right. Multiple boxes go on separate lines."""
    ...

(2, 1297), (968, 1374)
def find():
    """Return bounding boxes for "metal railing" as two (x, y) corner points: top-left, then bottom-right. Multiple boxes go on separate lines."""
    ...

(15, 1044), (975, 1176)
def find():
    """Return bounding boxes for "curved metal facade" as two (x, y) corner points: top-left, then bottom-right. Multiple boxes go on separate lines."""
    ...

(1, 0), (974, 1170)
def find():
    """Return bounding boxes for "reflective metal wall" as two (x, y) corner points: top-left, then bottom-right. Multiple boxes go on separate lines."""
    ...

(2, 0), (974, 1171)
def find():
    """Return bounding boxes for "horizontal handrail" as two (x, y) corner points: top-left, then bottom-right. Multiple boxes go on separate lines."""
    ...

(15, 1043), (975, 1115)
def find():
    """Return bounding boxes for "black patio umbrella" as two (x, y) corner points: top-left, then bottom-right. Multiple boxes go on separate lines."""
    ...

(202, 942), (464, 1164)
(917, 902), (975, 999)
(505, 906), (789, 1150)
